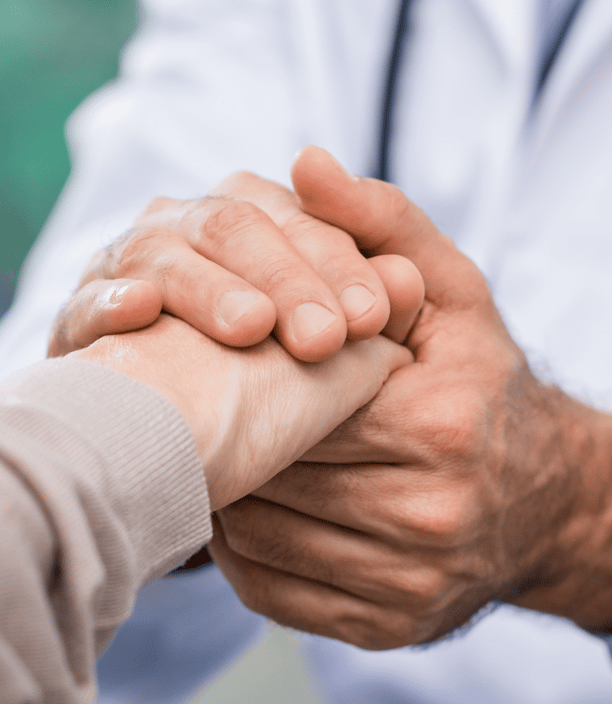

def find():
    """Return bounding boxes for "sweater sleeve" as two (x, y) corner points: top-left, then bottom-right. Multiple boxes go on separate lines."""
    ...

(0, 358), (211, 703)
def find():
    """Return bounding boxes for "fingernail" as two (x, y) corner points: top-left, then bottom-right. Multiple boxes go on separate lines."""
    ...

(291, 302), (337, 343)
(105, 283), (131, 305)
(218, 290), (262, 326)
(339, 284), (377, 320)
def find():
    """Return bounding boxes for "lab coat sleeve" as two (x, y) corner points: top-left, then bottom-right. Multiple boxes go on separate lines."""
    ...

(0, 358), (210, 702)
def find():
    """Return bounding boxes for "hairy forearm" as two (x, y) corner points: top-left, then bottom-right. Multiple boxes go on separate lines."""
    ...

(510, 383), (612, 631)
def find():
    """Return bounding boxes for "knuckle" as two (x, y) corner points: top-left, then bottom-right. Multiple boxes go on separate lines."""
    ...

(215, 171), (293, 210)
(232, 169), (257, 180)
(111, 226), (176, 279)
(344, 611), (412, 651)
(280, 208), (322, 237)
(147, 195), (179, 214)
(409, 490), (476, 545)
(376, 479), (476, 546)
(424, 390), (485, 462)
(216, 170), (260, 193)
(223, 170), (261, 191)
(200, 199), (268, 248)
(393, 566), (447, 605)
(105, 228), (147, 276)
(256, 258), (308, 296)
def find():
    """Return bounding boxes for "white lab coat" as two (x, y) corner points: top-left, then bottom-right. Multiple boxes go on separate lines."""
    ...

(2, 0), (612, 701)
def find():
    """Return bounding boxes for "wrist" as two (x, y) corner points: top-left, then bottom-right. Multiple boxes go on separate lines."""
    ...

(71, 319), (225, 481)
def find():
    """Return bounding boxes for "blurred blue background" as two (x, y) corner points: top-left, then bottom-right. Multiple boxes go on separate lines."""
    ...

(0, 0), (136, 316)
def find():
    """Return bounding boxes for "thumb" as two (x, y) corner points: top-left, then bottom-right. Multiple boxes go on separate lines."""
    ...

(291, 146), (490, 310)
(298, 333), (413, 434)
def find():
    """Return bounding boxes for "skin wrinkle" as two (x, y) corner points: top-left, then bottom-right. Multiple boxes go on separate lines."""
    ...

(223, 498), (357, 585)
(48, 146), (612, 648)
(307, 382), (399, 460)
(219, 518), (356, 611)
(197, 200), (273, 251)
(109, 227), (172, 281)
(212, 151), (578, 644)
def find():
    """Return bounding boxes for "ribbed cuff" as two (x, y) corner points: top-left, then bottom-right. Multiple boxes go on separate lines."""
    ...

(0, 358), (212, 623)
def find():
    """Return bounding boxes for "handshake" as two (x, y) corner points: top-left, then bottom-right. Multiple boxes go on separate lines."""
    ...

(53, 146), (612, 647)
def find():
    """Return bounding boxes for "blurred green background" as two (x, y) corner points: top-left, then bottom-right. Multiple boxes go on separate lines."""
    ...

(0, 5), (324, 701)
(0, 0), (137, 315)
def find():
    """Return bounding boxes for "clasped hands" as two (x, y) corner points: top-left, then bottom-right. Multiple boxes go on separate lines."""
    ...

(52, 147), (612, 647)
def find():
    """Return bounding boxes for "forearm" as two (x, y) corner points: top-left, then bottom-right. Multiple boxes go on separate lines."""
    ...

(510, 382), (612, 632)
(0, 359), (209, 700)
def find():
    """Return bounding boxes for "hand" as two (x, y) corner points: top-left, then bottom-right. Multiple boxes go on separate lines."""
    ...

(73, 313), (411, 511)
(49, 172), (424, 362)
(209, 147), (612, 647)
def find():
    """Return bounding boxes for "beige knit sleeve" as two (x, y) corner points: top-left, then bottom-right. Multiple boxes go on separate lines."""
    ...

(0, 358), (211, 703)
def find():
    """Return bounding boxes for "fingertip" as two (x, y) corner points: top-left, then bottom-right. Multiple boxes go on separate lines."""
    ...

(292, 145), (359, 182)
(215, 290), (277, 347)
(378, 254), (425, 308)
(291, 145), (309, 170)
(369, 255), (424, 343)
(339, 284), (378, 321)
(385, 335), (415, 369)
(48, 278), (162, 358)
(291, 145), (320, 175)
(341, 283), (390, 342)
(292, 147), (361, 211)
(278, 301), (347, 362)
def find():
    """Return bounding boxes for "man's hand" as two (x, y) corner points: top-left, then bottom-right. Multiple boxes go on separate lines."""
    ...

(49, 173), (424, 362)
(73, 313), (411, 511)
(209, 147), (612, 647)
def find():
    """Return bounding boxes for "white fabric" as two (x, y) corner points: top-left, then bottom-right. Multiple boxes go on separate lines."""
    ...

(538, 0), (580, 60)
(2, 0), (612, 701)
(303, 606), (612, 704)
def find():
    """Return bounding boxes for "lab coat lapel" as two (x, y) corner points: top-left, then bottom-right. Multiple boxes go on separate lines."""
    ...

(464, 0), (535, 77)
(534, 0), (612, 136)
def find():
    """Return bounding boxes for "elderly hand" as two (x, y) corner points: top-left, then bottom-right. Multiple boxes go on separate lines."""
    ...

(209, 147), (612, 646)
(47, 150), (425, 571)
(48, 169), (423, 362)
